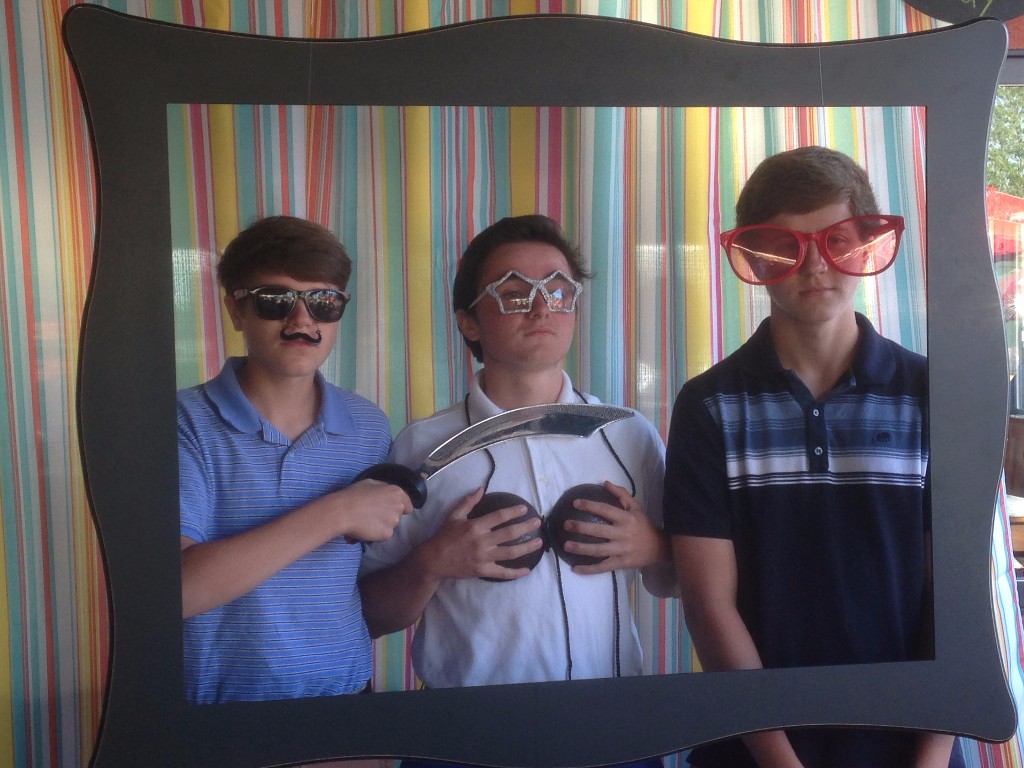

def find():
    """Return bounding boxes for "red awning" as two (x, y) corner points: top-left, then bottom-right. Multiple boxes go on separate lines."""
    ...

(988, 187), (1024, 262)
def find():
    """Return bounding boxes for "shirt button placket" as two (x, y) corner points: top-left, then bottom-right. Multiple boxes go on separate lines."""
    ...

(808, 405), (828, 472)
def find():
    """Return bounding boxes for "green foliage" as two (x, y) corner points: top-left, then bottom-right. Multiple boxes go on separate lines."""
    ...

(987, 85), (1024, 198)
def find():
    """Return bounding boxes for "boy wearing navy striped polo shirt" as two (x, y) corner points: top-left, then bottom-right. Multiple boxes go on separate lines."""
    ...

(665, 147), (960, 767)
(178, 215), (412, 704)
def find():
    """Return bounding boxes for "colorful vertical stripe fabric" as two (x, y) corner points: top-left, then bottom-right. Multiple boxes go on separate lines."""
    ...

(3, 2), (1023, 767)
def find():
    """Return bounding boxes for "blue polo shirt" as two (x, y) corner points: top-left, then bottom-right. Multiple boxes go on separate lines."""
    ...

(179, 357), (392, 704)
(664, 315), (931, 767)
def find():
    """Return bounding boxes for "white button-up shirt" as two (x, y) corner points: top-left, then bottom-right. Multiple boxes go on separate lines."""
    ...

(361, 370), (666, 688)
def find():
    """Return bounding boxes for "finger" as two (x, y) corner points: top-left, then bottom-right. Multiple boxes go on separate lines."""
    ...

(492, 528), (545, 554)
(602, 481), (634, 508)
(478, 564), (533, 581)
(571, 559), (619, 576)
(356, 517), (399, 543)
(563, 537), (618, 558)
(351, 477), (385, 496)
(450, 486), (486, 520)
(485, 503), (537, 527)
(602, 481), (626, 499)
(381, 484), (415, 515)
(482, 512), (540, 549)
(564, 518), (619, 540)
(569, 499), (622, 524)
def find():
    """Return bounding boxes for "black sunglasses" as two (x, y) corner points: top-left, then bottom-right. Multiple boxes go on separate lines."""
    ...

(232, 286), (350, 323)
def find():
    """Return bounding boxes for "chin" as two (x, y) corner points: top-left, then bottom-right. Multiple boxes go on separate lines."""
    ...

(279, 350), (332, 375)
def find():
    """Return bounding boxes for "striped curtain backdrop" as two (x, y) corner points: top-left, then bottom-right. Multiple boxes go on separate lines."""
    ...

(3, 1), (1022, 767)
(168, 98), (928, 682)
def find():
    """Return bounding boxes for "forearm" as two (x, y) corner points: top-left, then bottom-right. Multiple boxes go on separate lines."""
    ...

(686, 604), (803, 767)
(673, 534), (802, 765)
(358, 546), (444, 638)
(741, 732), (804, 768)
(914, 733), (955, 768)
(685, 600), (765, 673)
(181, 496), (343, 618)
(640, 531), (680, 597)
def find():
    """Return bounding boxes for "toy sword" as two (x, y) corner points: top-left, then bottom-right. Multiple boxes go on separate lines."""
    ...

(354, 402), (634, 508)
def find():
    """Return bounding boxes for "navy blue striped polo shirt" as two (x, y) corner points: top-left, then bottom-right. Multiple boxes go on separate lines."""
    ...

(664, 314), (930, 671)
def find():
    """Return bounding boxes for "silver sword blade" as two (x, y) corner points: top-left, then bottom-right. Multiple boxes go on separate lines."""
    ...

(417, 402), (633, 481)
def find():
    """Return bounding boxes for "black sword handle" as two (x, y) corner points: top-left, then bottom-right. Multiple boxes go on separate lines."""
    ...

(353, 462), (428, 509)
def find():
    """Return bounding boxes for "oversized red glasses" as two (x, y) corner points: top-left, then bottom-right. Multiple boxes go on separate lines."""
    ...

(720, 214), (905, 286)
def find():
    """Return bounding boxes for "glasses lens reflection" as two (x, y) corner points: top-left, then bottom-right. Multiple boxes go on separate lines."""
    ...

(723, 215), (902, 285)
(250, 288), (348, 323)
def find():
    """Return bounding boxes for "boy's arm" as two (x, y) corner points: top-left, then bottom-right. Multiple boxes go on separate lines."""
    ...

(639, 443), (679, 597)
(913, 734), (955, 768)
(181, 480), (412, 618)
(358, 487), (544, 637)
(673, 533), (805, 768)
(639, 531), (679, 598)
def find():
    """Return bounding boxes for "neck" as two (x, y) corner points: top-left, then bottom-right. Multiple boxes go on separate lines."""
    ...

(770, 313), (860, 400)
(236, 363), (321, 440)
(478, 366), (566, 410)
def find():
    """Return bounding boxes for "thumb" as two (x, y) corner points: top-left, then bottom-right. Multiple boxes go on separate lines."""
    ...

(450, 486), (486, 520)
(602, 481), (631, 510)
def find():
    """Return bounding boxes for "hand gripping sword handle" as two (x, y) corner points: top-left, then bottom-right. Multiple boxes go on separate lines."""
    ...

(353, 462), (428, 509)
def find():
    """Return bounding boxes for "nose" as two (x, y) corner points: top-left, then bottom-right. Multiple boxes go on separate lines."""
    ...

(800, 240), (829, 274)
(526, 288), (549, 316)
(284, 296), (318, 325)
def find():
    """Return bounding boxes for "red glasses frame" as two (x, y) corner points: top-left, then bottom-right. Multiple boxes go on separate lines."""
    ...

(719, 214), (905, 286)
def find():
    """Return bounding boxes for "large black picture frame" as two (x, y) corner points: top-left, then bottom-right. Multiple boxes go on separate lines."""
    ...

(63, 7), (1015, 767)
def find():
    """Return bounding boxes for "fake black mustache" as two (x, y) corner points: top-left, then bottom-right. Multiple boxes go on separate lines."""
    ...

(280, 328), (322, 344)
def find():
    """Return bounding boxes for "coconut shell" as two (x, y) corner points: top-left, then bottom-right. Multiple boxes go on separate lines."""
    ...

(546, 483), (616, 566)
(467, 491), (545, 579)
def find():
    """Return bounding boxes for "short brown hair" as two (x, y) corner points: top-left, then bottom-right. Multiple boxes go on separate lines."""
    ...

(735, 146), (880, 227)
(453, 215), (591, 362)
(217, 215), (352, 292)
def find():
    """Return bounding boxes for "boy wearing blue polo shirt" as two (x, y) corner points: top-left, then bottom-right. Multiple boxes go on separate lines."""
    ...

(665, 147), (959, 767)
(178, 215), (412, 704)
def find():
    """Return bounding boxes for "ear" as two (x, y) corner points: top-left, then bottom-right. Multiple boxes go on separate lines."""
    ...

(224, 291), (246, 332)
(455, 308), (481, 344)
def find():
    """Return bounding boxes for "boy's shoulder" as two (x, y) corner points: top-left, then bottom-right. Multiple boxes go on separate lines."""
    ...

(322, 378), (383, 413)
(679, 335), (770, 404)
(319, 380), (393, 438)
(876, 333), (927, 368)
(390, 400), (467, 465)
(176, 380), (208, 408)
(855, 317), (928, 395)
(176, 373), (231, 425)
(574, 389), (665, 448)
(176, 358), (245, 416)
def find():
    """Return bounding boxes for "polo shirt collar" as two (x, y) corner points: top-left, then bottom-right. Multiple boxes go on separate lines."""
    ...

(739, 312), (896, 386)
(203, 357), (354, 436)
(318, 377), (356, 435)
(849, 313), (897, 386)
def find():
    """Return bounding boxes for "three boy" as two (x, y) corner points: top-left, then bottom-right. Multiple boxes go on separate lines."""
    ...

(183, 146), (948, 766)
